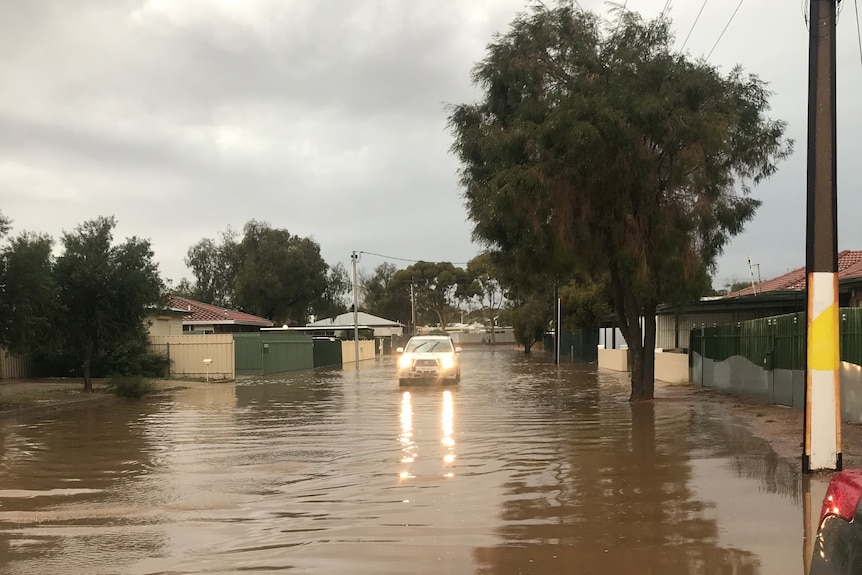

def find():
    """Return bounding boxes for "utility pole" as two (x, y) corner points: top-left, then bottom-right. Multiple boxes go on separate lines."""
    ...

(351, 251), (360, 370)
(803, 0), (841, 472)
(410, 281), (416, 336)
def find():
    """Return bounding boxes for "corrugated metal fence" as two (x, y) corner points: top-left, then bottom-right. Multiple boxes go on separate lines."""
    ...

(691, 308), (862, 369)
(149, 334), (235, 379)
(234, 332), (314, 376)
(0, 348), (30, 379)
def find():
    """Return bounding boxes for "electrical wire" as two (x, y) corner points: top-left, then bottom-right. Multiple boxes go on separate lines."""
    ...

(855, 0), (862, 73)
(680, 0), (708, 52)
(660, 0), (672, 20)
(358, 251), (471, 266)
(613, 0), (628, 35)
(706, 0), (744, 60)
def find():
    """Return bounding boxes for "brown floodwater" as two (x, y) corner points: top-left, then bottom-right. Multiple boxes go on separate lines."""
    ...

(0, 348), (824, 574)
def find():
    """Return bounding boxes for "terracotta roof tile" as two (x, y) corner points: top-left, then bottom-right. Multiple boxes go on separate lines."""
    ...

(168, 296), (274, 326)
(725, 250), (862, 298)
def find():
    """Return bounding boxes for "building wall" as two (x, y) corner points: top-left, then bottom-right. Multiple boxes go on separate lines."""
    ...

(147, 314), (184, 337)
(149, 334), (235, 380)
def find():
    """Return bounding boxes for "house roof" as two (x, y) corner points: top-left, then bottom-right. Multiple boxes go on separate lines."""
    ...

(168, 295), (274, 326)
(308, 311), (404, 328)
(724, 250), (862, 298)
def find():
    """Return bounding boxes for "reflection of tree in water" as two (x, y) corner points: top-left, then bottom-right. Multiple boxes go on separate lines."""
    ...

(0, 400), (167, 573)
(472, 387), (761, 575)
(688, 409), (801, 501)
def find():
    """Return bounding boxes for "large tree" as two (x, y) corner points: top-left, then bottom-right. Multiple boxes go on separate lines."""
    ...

(233, 220), (328, 325)
(466, 254), (506, 343)
(360, 262), (412, 326)
(0, 232), (58, 356)
(449, 4), (791, 400)
(184, 226), (241, 307)
(311, 262), (351, 320)
(54, 217), (164, 391)
(393, 261), (470, 329)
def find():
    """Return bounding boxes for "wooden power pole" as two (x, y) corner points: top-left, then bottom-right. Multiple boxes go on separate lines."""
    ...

(803, 0), (841, 472)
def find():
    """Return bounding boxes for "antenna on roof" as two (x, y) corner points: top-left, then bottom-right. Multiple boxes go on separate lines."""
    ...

(748, 255), (760, 296)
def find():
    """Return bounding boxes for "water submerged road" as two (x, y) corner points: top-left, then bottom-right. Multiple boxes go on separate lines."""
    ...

(1, 348), (815, 574)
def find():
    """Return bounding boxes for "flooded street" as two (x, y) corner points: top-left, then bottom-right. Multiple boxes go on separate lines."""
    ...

(1, 348), (814, 574)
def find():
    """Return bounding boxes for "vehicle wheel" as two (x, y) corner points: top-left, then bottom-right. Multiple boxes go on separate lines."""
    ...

(399, 379), (407, 386)
(455, 370), (461, 383)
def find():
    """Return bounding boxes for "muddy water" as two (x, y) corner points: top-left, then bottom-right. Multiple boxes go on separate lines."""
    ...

(1, 349), (815, 574)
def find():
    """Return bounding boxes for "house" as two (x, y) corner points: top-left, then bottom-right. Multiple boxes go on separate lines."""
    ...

(654, 250), (862, 350)
(304, 311), (404, 338)
(146, 305), (188, 337)
(168, 295), (274, 334)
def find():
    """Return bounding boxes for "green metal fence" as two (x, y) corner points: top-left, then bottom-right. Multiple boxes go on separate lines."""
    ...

(691, 308), (862, 369)
(234, 332), (314, 376)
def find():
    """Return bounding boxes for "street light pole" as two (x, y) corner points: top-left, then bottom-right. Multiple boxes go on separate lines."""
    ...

(803, 0), (841, 473)
(351, 251), (360, 370)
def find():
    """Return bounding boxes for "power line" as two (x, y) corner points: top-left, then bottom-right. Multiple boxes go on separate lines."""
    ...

(855, 0), (862, 73)
(358, 250), (471, 266)
(706, 0), (745, 60)
(660, 0), (672, 19)
(680, 0), (709, 52)
(613, 0), (628, 35)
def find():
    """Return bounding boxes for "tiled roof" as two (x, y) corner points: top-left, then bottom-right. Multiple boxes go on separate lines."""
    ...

(168, 296), (274, 326)
(725, 250), (862, 298)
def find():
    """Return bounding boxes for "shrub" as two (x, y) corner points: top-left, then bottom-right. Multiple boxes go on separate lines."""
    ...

(108, 376), (155, 399)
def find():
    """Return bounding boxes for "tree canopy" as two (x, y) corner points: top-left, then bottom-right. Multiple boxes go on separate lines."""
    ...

(181, 221), (341, 325)
(449, 4), (791, 400)
(54, 216), (164, 391)
(393, 261), (470, 329)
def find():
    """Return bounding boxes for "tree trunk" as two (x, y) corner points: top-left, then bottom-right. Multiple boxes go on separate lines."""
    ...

(82, 353), (93, 393)
(81, 341), (93, 393)
(629, 301), (657, 402)
(524, 340), (533, 353)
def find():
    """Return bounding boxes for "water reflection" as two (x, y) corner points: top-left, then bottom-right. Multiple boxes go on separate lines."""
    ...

(399, 391), (416, 474)
(442, 390), (456, 470)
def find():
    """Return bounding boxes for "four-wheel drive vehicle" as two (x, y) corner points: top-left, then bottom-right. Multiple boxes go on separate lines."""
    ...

(809, 469), (862, 575)
(396, 335), (462, 385)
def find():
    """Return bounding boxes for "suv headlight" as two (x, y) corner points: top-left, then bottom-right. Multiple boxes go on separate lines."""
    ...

(399, 354), (412, 369)
(441, 355), (454, 369)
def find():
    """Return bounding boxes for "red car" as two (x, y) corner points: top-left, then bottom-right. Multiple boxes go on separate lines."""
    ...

(809, 469), (862, 574)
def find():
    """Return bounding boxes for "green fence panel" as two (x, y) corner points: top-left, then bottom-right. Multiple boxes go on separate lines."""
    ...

(697, 308), (862, 370)
(841, 308), (862, 366)
(261, 332), (313, 375)
(234, 333), (264, 376)
(313, 338), (343, 368)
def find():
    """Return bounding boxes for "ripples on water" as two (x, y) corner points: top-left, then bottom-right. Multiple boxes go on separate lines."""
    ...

(0, 349), (812, 574)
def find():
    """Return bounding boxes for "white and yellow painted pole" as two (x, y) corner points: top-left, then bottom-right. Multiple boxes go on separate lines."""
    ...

(803, 0), (840, 472)
(805, 273), (840, 471)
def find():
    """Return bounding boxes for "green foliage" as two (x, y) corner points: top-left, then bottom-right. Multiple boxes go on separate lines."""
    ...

(108, 376), (156, 399)
(449, 3), (790, 398)
(183, 220), (332, 325)
(311, 264), (351, 319)
(234, 220), (328, 325)
(184, 227), (241, 307)
(0, 210), (10, 239)
(54, 216), (164, 391)
(393, 262), (470, 328)
(0, 231), (58, 356)
(360, 263), (412, 325)
(511, 295), (551, 353)
(559, 276), (612, 331)
(466, 254), (506, 325)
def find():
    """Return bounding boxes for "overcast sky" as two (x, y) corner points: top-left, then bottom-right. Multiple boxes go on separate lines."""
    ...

(2, 0), (861, 291)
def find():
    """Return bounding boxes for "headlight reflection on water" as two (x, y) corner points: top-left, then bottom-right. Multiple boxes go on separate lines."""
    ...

(442, 390), (456, 467)
(399, 392), (415, 466)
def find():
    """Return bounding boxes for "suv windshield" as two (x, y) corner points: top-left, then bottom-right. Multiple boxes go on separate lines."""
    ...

(405, 339), (453, 353)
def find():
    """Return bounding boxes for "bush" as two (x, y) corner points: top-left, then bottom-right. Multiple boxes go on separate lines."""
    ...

(108, 376), (155, 399)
